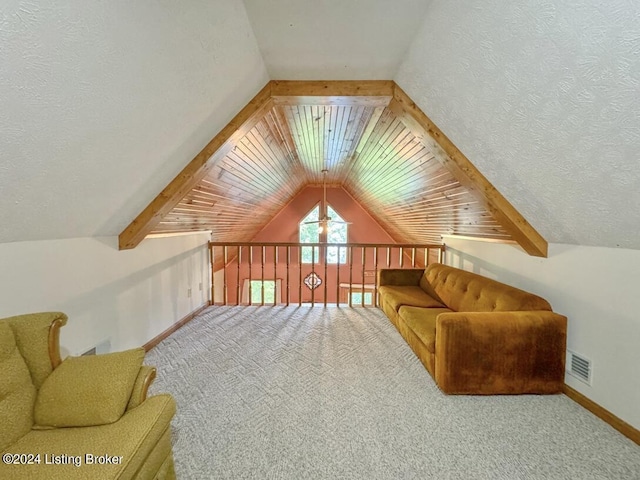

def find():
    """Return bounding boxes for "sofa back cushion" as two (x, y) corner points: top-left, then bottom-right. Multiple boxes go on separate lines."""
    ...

(424, 264), (552, 312)
(0, 322), (36, 450)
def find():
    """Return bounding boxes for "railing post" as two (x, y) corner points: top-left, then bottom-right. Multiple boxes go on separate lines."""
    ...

(286, 246), (291, 306)
(261, 246), (265, 306)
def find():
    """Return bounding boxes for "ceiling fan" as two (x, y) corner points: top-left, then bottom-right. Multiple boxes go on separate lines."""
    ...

(302, 169), (352, 233)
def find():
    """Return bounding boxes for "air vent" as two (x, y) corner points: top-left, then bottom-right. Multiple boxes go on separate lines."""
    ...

(567, 349), (592, 385)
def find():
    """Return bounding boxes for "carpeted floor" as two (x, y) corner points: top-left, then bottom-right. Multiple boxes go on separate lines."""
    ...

(146, 306), (640, 479)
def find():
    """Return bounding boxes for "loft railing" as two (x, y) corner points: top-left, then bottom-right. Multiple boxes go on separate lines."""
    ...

(209, 242), (444, 307)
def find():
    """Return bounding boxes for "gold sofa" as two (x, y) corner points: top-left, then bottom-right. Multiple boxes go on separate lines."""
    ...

(378, 264), (567, 394)
(0, 312), (176, 479)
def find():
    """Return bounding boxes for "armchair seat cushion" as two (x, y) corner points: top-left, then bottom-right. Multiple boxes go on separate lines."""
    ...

(4, 394), (176, 480)
(34, 348), (146, 428)
(378, 285), (445, 312)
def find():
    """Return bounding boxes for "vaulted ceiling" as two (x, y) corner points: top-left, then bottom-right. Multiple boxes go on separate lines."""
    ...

(2, 1), (638, 252)
(120, 81), (547, 257)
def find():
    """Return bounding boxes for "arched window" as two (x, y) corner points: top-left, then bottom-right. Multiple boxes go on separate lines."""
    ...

(298, 204), (348, 264)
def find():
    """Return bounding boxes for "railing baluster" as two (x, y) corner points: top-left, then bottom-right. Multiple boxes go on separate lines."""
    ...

(248, 246), (253, 305)
(210, 244), (215, 305)
(261, 246), (265, 306)
(286, 246), (290, 306)
(399, 247), (404, 268)
(373, 247), (378, 307)
(236, 246), (241, 306)
(424, 247), (428, 266)
(349, 246), (354, 307)
(311, 243), (316, 307)
(411, 248), (416, 268)
(438, 246), (444, 264)
(323, 244), (328, 307)
(223, 246), (228, 306)
(273, 246), (277, 306)
(298, 245), (302, 307)
(361, 247), (366, 307)
(336, 246), (340, 307)
(386, 247), (391, 268)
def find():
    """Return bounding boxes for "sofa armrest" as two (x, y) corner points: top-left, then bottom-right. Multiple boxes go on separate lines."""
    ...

(127, 365), (157, 410)
(434, 311), (567, 394)
(378, 268), (424, 287)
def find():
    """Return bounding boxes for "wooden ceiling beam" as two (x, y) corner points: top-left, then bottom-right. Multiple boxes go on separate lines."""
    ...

(389, 84), (548, 257)
(118, 82), (273, 250)
(270, 80), (393, 106)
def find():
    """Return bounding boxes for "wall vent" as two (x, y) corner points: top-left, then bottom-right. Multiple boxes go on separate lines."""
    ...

(566, 349), (592, 385)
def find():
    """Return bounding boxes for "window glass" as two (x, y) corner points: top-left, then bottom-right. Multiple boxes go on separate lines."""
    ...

(250, 280), (275, 304)
(351, 292), (373, 305)
(326, 205), (347, 264)
(299, 205), (320, 263)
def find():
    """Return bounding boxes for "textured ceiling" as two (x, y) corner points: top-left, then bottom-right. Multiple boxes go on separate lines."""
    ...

(2, 0), (638, 251)
(243, 0), (431, 80)
(0, 0), (268, 243)
(396, 0), (640, 249)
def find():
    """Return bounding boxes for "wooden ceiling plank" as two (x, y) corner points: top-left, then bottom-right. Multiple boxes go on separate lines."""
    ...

(390, 85), (547, 257)
(340, 106), (385, 183)
(119, 82), (273, 250)
(237, 130), (299, 196)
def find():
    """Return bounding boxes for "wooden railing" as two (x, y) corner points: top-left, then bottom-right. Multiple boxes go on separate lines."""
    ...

(209, 242), (444, 307)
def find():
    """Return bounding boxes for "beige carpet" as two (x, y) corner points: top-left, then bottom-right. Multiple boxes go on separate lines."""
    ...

(146, 305), (640, 479)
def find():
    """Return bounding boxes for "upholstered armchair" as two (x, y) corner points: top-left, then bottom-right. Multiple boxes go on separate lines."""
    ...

(0, 312), (176, 479)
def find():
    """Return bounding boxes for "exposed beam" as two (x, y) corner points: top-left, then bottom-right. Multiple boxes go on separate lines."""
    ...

(389, 84), (548, 257)
(271, 80), (393, 106)
(119, 82), (273, 250)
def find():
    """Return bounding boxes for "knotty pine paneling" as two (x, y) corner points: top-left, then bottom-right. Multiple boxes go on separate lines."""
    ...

(153, 102), (513, 246)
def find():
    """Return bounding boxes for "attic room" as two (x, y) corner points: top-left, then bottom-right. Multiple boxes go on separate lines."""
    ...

(1, 1), (639, 479)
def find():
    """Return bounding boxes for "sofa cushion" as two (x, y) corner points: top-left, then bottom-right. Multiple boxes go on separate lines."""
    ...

(398, 306), (453, 354)
(0, 322), (37, 451)
(1, 394), (176, 480)
(424, 264), (553, 312)
(378, 285), (445, 312)
(35, 348), (145, 428)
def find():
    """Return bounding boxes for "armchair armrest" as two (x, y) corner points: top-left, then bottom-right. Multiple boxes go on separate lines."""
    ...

(378, 268), (424, 287)
(434, 311), (567, 394)
(127, 365), (157, 410)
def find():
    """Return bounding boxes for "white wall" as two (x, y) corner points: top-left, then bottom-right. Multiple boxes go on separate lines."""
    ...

(0, 233), (210, 356)
(443, 236), (640, 430)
